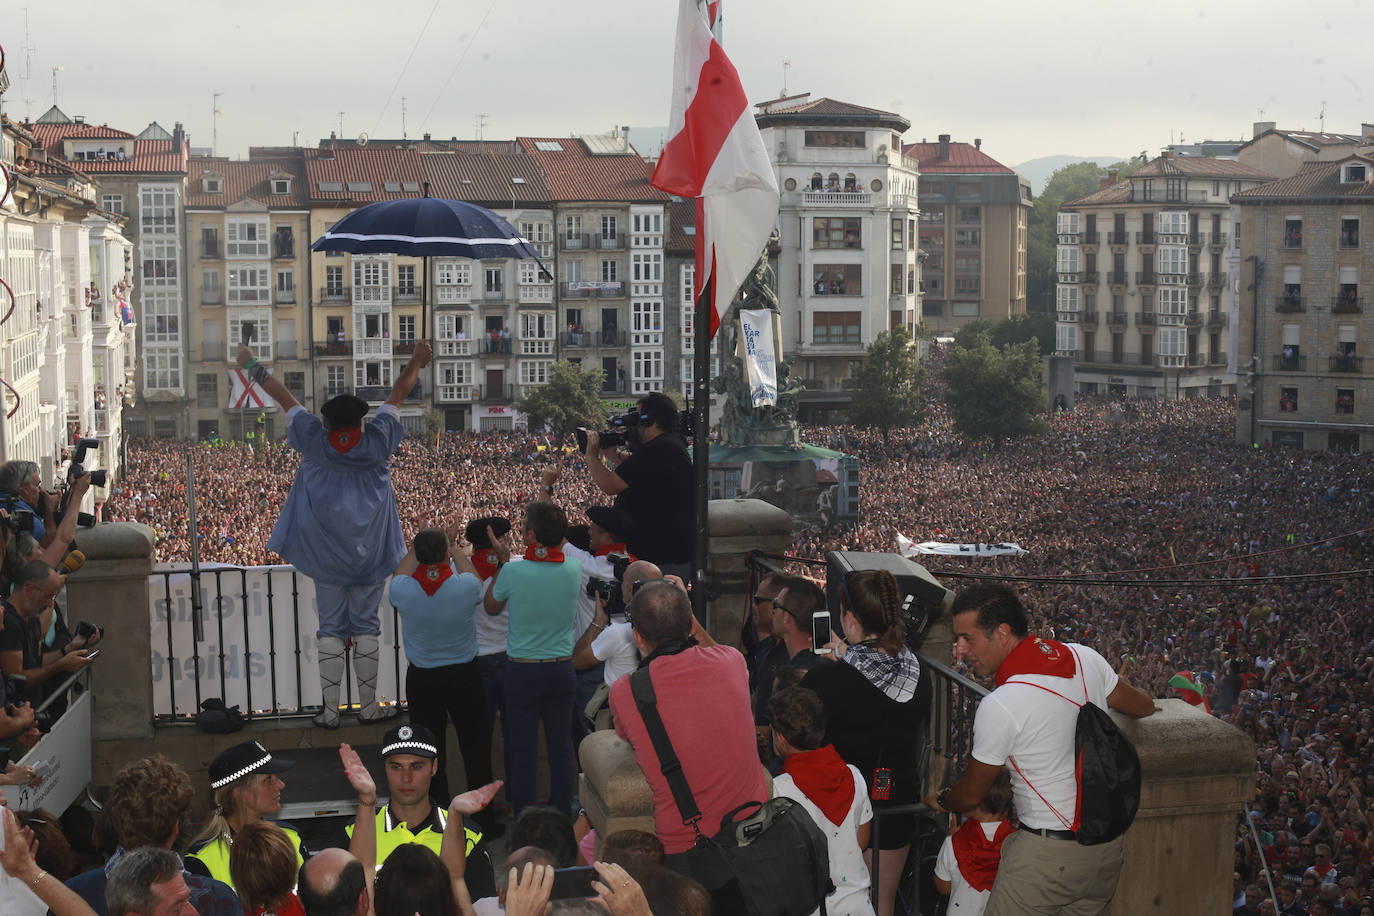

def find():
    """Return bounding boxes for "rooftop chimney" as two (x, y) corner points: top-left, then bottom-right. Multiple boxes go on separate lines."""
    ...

(172, 121), (185, 151)
(1362, 123), (1374, 143)
(423, 132), (431, 141)
(1109, 169), (1118, 182)
(1099, 177), (1113, 190)
(1253, 121), (1276, 139)
(938, 134), (950, 160)
(974, 138), (982, 150)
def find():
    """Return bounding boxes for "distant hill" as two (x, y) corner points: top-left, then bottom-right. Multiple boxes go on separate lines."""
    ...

(1013, 155), (1128, 195)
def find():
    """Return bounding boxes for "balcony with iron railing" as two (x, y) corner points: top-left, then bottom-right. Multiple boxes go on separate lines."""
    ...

(353, 285), (391, 305)
(394, 285), (420, 304)
(393, 340), (418, 355)
(201, 287), (223, 305)
(1333, 296), (1363, 315)
(1272, 354), (1307, 371)
(1080, 310), (1099, 326)
(1208, 309), (1226, 328)
(1330, 355), (1364, 373)
(319, 286), (350, 303)
(1209, 232), (1229, 250)
(1185, 311), (1203, 328)
(1187, 352), (1206, 366)
(600, 377), (626, 395)
(1136, 271), (1157, 287)
(1107, 230), (1129, 245)
(1186, 273), (1204, 288)
(600, 329), (623, 347)
(1106, 311), (1129, 326)
(1080, 231), (1098, 247)
(436, 339), (473, 357)
(1276, 295), (1305, 313)
(1136, 311), (1157, 326)
(1077, 350), (1160, 367)
(480, 337), (514, 355)
(313, 340), (353, 357)
(1208, 272), (1228, 292)
(201, 240), (222, 260)
(563, 331), (588, 347)
(1136, 230), (1156, 246)
(1187, 232), (1204, 250)
(1081, 270), (1099, 285)
(1108, 270), (1128, 285)
(478, 383), (515, 403)
(275, 288), (296, 306)
(273, 239), (295, 260)
(596, 233), (626, 250)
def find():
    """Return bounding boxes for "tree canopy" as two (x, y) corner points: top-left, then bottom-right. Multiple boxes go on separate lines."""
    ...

(941, 331), (1047, 440)
(848, 327), (925, 441)
(515, 360), (609, 439)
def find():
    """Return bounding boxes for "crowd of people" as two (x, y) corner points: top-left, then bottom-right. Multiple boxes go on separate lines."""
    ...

(89, 381), (1374, 912)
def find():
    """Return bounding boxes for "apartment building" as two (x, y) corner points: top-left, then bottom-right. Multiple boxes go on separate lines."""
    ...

(1054, 154), (1272, 398)
(185, 154), (310, 439)
(1232, 153), (1374, 450)
(1237, 121), (1374, 180)
(519, 133), (670, 411)
(30, 108), (190, 437)
(2, 112), (134, 491)
(753, 94), (922, 422)
(905, 135), (1031, 334)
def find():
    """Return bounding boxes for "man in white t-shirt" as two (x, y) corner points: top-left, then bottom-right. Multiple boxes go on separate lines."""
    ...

(572, 559), (658, 729)
(931, 583), (1155, 916)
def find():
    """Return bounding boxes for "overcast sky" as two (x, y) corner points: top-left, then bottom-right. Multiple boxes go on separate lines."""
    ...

(7, 0), (1370, 175)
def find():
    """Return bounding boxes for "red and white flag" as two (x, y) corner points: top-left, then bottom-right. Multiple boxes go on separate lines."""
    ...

(651, 0), (778, 339)
(227, 369), (275, 409)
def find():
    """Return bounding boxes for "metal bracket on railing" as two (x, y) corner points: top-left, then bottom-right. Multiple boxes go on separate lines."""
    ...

(0, 375), (19, 419)
(0, 159), (13, 210)
(0, 276), (14, 327)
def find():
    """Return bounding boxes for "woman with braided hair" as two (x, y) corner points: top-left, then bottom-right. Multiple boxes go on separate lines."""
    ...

(802, 569), (925, 916)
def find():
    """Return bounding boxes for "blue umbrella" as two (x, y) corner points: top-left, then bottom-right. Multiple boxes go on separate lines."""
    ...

(311, 190), (549, 334)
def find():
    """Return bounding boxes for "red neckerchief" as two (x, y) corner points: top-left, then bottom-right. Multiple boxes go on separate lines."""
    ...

(413, 562), (454, 596)
(781, 744), (855, 827)
(523, 545), (565, 563)
(471, 550), (502, 581)
(593, 543), (634, 559)
(328, 426), (362, 454)
(950, 819), (1014, 891)
(994, 635), (1077, 687)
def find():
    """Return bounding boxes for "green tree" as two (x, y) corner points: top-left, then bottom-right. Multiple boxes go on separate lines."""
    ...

(422, 408), (443, 449)
(988, 313), (1056, 356)
(847, 327), (925, 442)
(515, 360), (609, 439)
(953, 319), (995, 350)
(941, 331), (1047, 440)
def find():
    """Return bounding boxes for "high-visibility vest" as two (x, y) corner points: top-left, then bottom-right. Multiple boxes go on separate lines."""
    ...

(345, 805), (483, 867)
(186, 824), (305, 890)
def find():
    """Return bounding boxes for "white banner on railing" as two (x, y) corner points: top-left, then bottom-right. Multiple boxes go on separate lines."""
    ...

(150, 565), (408, 717)
(1, 691), (92, 813)
(739, 309), (778, 407)
(896, 533), (1028, 557)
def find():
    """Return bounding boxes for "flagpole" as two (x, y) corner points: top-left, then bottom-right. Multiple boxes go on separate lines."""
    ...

(691, 270), (711, 624)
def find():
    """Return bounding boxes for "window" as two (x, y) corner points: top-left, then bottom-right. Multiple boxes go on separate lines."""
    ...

(601, 216), (618, 240)
(519, 261), (551, 285)
(956, 255), (981, 273)
(229, 311), (273, 361)
(354, 258), (391, 289)
(1057, 247), (1080, 274)
(812, 311), (861, 344)
(144, 350), (182, 390)
(1341, 164), (1368, 183)
(437, 361), (474, 399)
(1280, 386), (1298, 412)
(326, 365), (346, 394)
(951, 302), (980, 317)
(102, 194), (123, 214)
(520, 313), (554, 354)
(1336, 388), (1354, 414)
(1140, 179), (1154, 202)
(202, 270), (222, 304)
(955, 229), (981, 247)
(1284, 217), (1303, 248)
(285, 372), (305, 400)
(921, 210), (946, 225)
(203, 175), (223, 194)
(397, 264), (416, 296)
(1159, 211), (1188, 236)
(1158, 326), (1186, 365)
(564, 215), (582, 239)
(954, 277), (979, 295)
(1158, 246), (1186, 275)
(398, 315), (415, 343)
(272, 179), (291, 195)
(1159, 287), (1186, 316)
(601, 260), (618, 282)
(812, 264), (861, 296)
(891, 264), (904, 295)
(631, 350), (663, 394)
(631, 301), (663, 345)
(1282, 265), (1302, 307)
(956, 206), (981, 223)
(355, 361), (393, 388)
(813, 218), (862, 249)
(1340, 218), (1359, 249)
(1056, 285), (1080, 312)
(325, 265), (345, 295)
(891, 217), (904, 250)
(142, 240), (179, 284)
(226, 218), (270, 258)
(436, 260), (472, 286)
(227, 266), (270, 305)
(1056, 323), (1079, 354)
(631, 253), (663, 282)
(565, 260), (583, 283)
(803, 130), (865, 148)
(519, 360), (551, 386)
(275, 269), (295, 304)
(1056, 213), (1081, 234)
(196, 374), (218, 408)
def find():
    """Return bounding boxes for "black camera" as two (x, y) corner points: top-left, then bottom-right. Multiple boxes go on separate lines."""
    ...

(584, 553), (634, 617)
(576, 409), (642, 454)
(0, 502), (35, 533)
(54, 438), (105, 529)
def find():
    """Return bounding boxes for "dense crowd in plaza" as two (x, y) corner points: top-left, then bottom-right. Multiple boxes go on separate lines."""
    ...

(95, 386), (1374, 913)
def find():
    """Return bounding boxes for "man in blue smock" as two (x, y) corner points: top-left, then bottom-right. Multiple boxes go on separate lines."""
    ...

(238, 340), (431, 728)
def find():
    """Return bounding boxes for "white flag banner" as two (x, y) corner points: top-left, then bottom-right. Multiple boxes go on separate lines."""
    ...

(896, 532), (1028, 557)
(227, 368), (277, 410)
(739, 308), (777, 407)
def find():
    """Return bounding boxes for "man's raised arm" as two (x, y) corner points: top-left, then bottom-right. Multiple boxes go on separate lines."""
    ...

(236, 344), (300, 412)
(387, 340), (433, 409)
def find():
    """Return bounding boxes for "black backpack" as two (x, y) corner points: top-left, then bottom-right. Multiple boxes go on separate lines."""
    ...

(1007, 646), (1141, 846)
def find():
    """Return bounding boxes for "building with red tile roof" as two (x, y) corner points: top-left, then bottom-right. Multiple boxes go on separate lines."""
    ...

(1231, 153), (1374, 451)
(905, 134), (1031, 333)
(1237, 120), (1374, 180)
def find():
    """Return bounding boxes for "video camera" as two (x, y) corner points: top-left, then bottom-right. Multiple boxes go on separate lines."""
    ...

(575, 407), (695, 454)
(585, 553), (633, 617)
(55, 437), (106, 529)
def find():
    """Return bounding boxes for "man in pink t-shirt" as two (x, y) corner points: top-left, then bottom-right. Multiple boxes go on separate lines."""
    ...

(609, 580), (767, 855)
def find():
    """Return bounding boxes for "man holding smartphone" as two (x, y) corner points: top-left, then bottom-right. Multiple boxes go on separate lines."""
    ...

(754, 578), (832, 754)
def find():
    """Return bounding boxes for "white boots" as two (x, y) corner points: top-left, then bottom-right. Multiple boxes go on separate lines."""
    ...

(313, 634), (396, 727)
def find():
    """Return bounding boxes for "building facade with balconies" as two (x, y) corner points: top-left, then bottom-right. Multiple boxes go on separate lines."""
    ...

(905, 135), (1031, 334)
(1232, 153), (1374, 450)
(185, 154), (310, 439)
(1054, 154), (1272, 398)
(752, 95), (921, 422)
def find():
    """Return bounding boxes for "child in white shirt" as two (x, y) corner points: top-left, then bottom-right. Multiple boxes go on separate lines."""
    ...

(934, 769), (1014, 914)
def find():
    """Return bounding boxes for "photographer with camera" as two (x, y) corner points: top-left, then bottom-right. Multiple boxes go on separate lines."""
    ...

(0, 560), (94, 716)
(579, 392), (695, 582)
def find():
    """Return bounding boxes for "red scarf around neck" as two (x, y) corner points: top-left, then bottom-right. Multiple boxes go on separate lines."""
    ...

(995, 635), (1077, 687)
(412, 562), (454, 596)
(471, 549), (502, 581)
(950, 819), (1014, 891)
(328, 427), (362, 454)
(781, 744), (855, 827)
(593, 543), (634, 559)
(523, 545), (566, 563)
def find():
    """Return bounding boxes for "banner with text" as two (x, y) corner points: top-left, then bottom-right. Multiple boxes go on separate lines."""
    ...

(2, 691), (92, 814)
(739, 309), (778, 407)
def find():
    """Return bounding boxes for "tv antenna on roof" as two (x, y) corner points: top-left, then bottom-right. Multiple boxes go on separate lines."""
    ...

(1319, 101), (1326, 133)
(780, 60), (791, 97)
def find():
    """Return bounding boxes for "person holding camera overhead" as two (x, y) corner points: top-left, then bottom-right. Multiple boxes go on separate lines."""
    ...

(580, 392), (695, 583)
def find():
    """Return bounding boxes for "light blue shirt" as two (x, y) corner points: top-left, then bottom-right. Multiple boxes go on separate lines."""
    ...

(491, 555), (582, 659)
(390, 570), (481, 667)
(267, 405), (405, 586)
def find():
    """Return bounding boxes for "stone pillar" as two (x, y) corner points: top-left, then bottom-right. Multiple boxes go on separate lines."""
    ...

(578, 730), (656, 847)
(704, 498), (792, 647)
(64, 524), (157, 752)
(1110, 699), (1255, 915)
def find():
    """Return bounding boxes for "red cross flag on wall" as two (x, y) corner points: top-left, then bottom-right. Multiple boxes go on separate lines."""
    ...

(227, 368), (276, 409)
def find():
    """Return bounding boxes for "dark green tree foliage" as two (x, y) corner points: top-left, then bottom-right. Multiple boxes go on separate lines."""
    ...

(515, 360), (609, 439)
(848, 327), (925, 442)
(1027, 158), (1146, 313)
(955, 314), (1055, 355)
(941, 331), (1047, 440)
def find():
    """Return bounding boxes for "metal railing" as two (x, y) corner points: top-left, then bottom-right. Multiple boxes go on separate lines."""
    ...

(1272, 354), (1307, 371)
(1330, 355), (1364, 373)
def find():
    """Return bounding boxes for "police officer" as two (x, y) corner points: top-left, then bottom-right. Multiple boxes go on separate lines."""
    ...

(344, 724), (497, 900)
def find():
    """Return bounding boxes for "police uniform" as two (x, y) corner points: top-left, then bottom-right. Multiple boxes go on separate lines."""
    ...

(185, 741), (306, 891)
